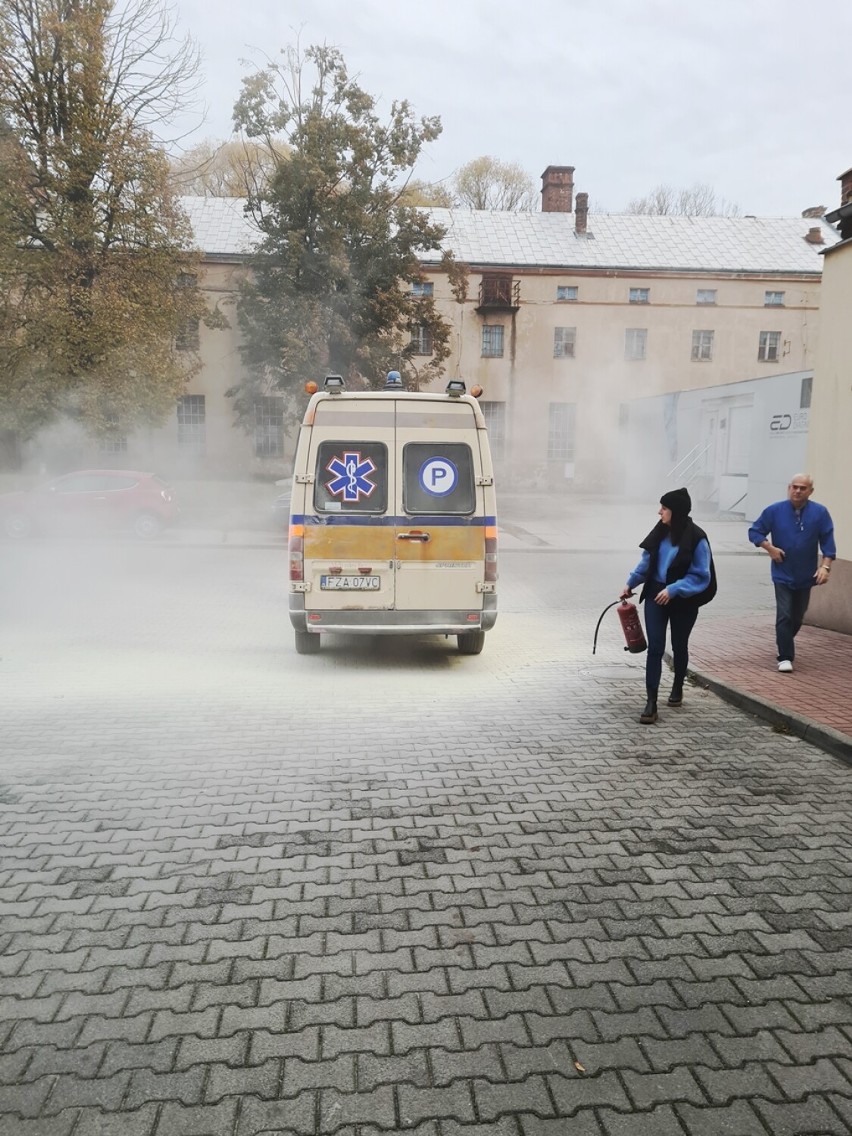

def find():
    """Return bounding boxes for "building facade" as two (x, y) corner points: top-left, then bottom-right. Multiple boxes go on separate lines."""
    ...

(804, 165), (852, 634)
(8, 170), (840, 485)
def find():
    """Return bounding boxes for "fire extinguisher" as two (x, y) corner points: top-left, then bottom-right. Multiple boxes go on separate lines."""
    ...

(592, 597), (648, 655)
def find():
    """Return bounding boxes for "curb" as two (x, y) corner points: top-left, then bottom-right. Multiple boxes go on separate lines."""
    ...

(688, 665), (852, 767)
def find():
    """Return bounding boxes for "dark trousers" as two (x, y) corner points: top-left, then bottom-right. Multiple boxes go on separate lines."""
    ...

(774, 583), (811, 663)
(643, 584), (699, 697)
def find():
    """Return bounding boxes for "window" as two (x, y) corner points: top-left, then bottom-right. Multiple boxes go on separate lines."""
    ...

(691, 330), (714, 361)
(547, 403), (576, 461)
(314, 441), (388, 514)
(696, 289), (717, 305)
(556, 285), (578, 302)
(98, 435), (128, 454)
(175, 273), (200, 351)
(765, 291), (785, 306)
(553, 327), (576, 358)
(409, 324), (434, 356)
(480, 401), (506, 461)
(254, 397), (284, 458)
(758, 330), (781, 362)
(481, 325), (504, 358)
(177, 395), (205, 451)
(411, 281), (433, 297)
(629, 287), (650, 304)
(625, 328), (647, 361)
(403, 443), (475, 515)
(176, 318), (200, 352)
(800, 376), (813, 408)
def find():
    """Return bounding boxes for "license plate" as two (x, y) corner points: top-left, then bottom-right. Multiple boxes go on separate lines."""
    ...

(320, 575), (380, 591)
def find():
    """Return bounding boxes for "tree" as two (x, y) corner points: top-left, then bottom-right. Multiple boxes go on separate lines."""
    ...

(0, 0), (214, 441)
(453, 156), (537, 212)
(231, 43), (462, 426)
(626, 182), (741, 217)
(168, 137), (291, 198)
(397, 179), (455, 209)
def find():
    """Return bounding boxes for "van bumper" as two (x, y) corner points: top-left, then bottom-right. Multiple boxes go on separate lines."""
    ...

(289, 594), (497, 635)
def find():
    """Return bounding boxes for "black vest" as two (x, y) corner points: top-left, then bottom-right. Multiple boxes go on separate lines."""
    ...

(638, 518), (717, 608)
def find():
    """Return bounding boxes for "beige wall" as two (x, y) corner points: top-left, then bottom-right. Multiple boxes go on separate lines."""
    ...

(426, 270), (822, 488)
(145, 259), (824, 488)
(807, 244), (852, 557)
(804, 241), (852, 634)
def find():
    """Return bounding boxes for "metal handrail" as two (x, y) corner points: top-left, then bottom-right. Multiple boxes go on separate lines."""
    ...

(668, 440), (712, 483)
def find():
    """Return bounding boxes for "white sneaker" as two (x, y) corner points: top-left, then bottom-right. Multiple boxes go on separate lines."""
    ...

(778, 660), (793, 673)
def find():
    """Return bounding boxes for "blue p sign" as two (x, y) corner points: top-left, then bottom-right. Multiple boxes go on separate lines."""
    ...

(419, 458), (458, 497)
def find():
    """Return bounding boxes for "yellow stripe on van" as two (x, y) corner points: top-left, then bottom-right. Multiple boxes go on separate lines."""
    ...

(304, 524), (396, 559)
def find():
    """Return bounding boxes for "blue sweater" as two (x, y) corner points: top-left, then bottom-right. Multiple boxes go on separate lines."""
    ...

(748, 499), (836, 589)
(627, 535), (712, 599)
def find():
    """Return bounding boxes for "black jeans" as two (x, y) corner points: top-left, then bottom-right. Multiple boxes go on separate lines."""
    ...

(774, 583), (811, 663)
(643, 583), (699, 696)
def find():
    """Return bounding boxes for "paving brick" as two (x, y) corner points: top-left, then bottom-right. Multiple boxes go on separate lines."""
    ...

(752, 1094), (851, 1136)
(519, 1113), (604, 1136)
(234, 1091), (316, 1136)
(153, 1098), (238, 1136)
(356, 1048), (431, 1091)
(397, 1080), (475, 1126)
(43, 1070), (132, 1114)
(597, 1103), (687, 1136)
(124, 1066), (206, 1108)
(474, 1072), (554, 1120)
(674, 1099), (770, 1136)
(204, 1058), (279, 1102)
(430, 1043), (503, 1086)
(70, 1107), (160, 1136)
(318, 1084), (397, 1129)
(549, 1069), (631, 1114)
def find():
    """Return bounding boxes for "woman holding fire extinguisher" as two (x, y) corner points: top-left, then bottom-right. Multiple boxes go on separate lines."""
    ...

(620, 487), (717, 724)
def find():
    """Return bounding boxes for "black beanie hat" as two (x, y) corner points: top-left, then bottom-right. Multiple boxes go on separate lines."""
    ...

(660, 487), (691, 515)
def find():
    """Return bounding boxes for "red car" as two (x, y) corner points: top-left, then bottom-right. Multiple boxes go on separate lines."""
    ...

(0, 470), (179, 540)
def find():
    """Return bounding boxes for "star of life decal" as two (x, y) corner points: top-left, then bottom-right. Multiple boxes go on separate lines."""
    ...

(325, 451), (378, 503)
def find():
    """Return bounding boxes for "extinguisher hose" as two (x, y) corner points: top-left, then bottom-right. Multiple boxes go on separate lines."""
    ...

(592, 599), (623, 655)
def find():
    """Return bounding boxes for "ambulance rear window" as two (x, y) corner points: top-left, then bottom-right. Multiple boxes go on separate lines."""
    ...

(403, 443), (475, 515)
(314, 441), (388, 513)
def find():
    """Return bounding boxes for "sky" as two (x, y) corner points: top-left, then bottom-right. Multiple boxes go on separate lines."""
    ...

(166, 0), (850, 218)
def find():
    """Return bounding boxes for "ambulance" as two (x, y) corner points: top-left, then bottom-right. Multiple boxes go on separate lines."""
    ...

(287, 373), (498, 655)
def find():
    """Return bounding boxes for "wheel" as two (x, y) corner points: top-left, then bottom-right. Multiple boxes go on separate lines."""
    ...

(457, 630), (485, 655)
(133, 512), (163, 540)
(295, 630), (321, 655)
(4, 512), (33, 539)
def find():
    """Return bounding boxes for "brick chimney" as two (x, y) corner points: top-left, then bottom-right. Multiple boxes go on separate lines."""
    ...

(574, 192), (589, 234)
(804, 226), (825, 245)
(839, 167), (852, 206)
(541, 165), (575, 213)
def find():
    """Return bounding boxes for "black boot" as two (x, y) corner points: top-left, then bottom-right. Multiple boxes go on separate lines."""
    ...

(667, 681), (684, 707)
(640, 693), (658, 724)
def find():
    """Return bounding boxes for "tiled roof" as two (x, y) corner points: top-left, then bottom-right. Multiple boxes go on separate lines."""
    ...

(180, 195), (839, 275)
(423, 209), (840, 274)
(180, 196), (259, 257)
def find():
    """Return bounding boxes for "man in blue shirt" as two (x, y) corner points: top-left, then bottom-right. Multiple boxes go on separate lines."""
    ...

(748, 473), (836, 673)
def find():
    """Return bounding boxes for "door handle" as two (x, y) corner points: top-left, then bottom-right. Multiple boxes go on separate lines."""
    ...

(396, 531), (430, 542)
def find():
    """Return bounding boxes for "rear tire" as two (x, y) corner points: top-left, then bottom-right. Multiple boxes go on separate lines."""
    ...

(133, 512), (163, 540)
(457, 630), (485, 655)
(4, 512), (33, 539)
(295, 631), (321, 655)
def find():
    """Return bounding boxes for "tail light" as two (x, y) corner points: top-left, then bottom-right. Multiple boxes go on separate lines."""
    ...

(485, 528), (498, 583)
(289, 523), (304, 581)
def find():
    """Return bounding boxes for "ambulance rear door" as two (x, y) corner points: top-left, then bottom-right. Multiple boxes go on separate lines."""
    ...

(303, 397), (396, 615)
(393, 398), (487, 622)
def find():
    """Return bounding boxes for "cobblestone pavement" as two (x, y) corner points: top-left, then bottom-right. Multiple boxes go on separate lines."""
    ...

(1, 544), (851, 1136)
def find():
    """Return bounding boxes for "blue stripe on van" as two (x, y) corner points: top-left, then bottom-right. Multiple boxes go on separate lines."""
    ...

(291, 514), (496, 527)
